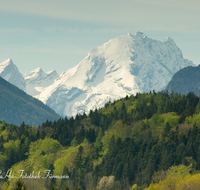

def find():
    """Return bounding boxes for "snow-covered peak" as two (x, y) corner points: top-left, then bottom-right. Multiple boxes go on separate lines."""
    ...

(24, 67), (44, 80)
(47, 69), (57, 75)
(0, 58), (13, 72)
(24, 67), (59, 97)
(164, 37), (175, 45)
(36, 32), (194, 117)
(135, 31), (145, 37)
(33, 67), (43, 73)
(89, 33), (134, 59)
(2, 58), (12, 64)
(0, 58), (26, 91)
(89, 32), (151, 59)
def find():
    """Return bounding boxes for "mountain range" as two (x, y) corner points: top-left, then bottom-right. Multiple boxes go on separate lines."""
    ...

(0, 32), (195, 116)
(0, 58), (26, 91)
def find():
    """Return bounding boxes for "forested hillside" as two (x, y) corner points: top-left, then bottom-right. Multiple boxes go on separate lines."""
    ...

(1, 91), (200, 189)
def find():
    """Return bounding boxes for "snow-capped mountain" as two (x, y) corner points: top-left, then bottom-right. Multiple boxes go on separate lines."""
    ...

(24, 68), (59, 96)
(0, 58), (26, 91)
(36, 32), (194, 116)
(0, 59), (59, 96)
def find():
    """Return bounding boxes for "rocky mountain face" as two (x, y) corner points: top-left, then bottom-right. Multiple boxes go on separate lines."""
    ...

(0, 32), (194, 117)
(166, 65), (200, 95)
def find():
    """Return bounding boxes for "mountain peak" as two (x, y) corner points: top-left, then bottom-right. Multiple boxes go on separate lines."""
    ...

(1, 58), (13, 67)
(165, 37), (174, 43)
(47, 69), (58, 75)
(24, 67), (45, 79)
(36, 33), (194, 117)
(32, 67), (44, 73)
(0, 58), (26, 91)
(24, 67), (59, 97)
(135, 31), (145, 37)
(127, 33), (133, 37)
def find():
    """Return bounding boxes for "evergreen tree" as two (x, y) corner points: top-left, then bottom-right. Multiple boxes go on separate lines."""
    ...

(13, 179), (27, 190)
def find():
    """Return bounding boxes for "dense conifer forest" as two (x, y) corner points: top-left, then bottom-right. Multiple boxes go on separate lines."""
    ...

(1, 91), (200, 189)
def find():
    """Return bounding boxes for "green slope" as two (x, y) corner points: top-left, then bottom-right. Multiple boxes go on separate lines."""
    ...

(1, 91), (200, 189)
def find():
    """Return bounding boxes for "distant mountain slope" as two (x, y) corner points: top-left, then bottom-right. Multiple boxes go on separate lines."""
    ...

(36, 32), (194, 116)
(0, 76), (60, 126)
(0, 58), (26, 91)
(166, 65), (200, 95)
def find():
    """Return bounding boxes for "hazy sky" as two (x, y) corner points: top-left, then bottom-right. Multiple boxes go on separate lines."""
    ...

(0, 0), (200, 74)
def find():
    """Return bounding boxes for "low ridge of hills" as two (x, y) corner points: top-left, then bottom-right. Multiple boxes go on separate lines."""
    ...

(166, 65), (200, 95)
(0, 76), (60, 126)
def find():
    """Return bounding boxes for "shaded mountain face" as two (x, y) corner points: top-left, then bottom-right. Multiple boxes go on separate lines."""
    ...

(165, 65), (200, 95)
(0, 58), (26, 91)
(0, 76), (60, 126)
(35, 32), (194, 116)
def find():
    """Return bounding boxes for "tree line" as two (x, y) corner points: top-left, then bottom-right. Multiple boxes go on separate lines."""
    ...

(0, 91), (200, 189)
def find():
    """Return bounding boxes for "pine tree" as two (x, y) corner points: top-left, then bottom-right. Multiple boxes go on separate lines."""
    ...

(75, 183), (81, 190)
(13, 179), (27, 190)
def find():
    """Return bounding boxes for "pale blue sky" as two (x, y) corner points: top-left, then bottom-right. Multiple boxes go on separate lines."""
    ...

(0, 0), (200, 74)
